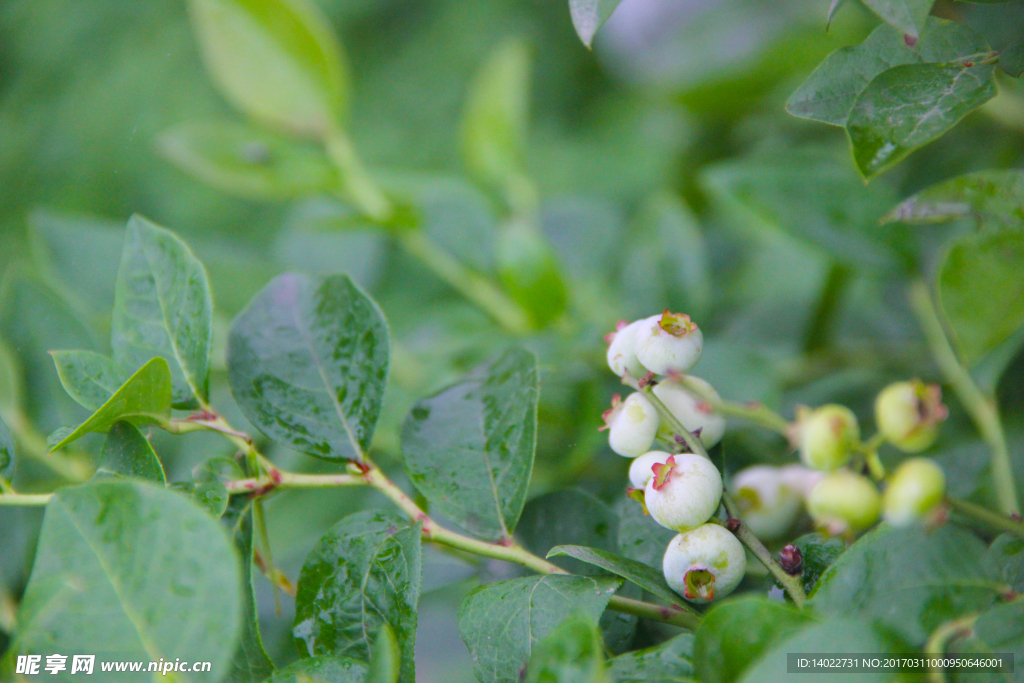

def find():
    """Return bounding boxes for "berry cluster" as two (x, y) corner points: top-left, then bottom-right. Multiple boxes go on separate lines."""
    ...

(603, 312), (952, 605)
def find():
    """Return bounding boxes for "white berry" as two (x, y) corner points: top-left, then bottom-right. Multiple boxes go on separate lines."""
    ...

(603, 393), (660, 458)
(729, 465), (802, 542)
(644, 452), (722, 531)
(663, 523), (746, 604)
(633, 311), (703, 375)
(606, 319), (647, 379)
(652, 376), (726, 449)
(628, 450), (670, 489)
(778, 464), (824, 499)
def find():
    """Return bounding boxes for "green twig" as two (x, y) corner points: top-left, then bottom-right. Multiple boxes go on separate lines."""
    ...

(909, 280), (1019, 516)
(0, 493), (52, 506)
(675, 376), (790, 434)
(925, 613), (978, 683)
(947, 497), (1024, 538)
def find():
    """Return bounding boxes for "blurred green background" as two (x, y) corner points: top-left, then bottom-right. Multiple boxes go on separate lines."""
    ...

(1, 0), (1023, 680)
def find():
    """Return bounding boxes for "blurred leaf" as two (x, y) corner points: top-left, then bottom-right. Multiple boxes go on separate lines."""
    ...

(402, 347), (537, 541)
(776, 533), (846, 596)
(613, 496), (677, 570)
(267, 657), (367, 683)
(938, 228), (1024, 365)
(228, 273), (389, 462)
(883, 169), (1024, 226)
(365, 624), (399, 683)
(186, 0), (348, 138)
(694, 596), (812, 683)
(547, 545), (687, 609)
(961, 0), (1024, 77)
(461, 37), (530, 193)
(496, 219), (568, 328)
(112, 215), (214, 407)
(225, 506), (275, 683)
(701, 147), (902, 270)
(970, 600), (1024, 662)
(519, 489), (618, 575)
(293, 511), (421, 682)
(605, 633), (695, 682)
(524, 614), (608, 683)
(0, 417), (14, 483)
(787, 19), (991, 127)
(0, 337), (22, 426)
(0, 268), (95, 431)
(458, 574), (620, 683)
(859, 0), (934, 39)
(158, 121), (336, 200)
(848, 63), (996, 178)
(985, 533), (1024, 592)
(11, 480), (241, 675)
(736, 618), (900, 683)
(810, 525), (1003, 645)
(49, 357), (173, 452)
(193, 478), (229, 517)
(569, 0), (623, 48)
(50, 350), (128, 411)
(96, 421), (166, 484)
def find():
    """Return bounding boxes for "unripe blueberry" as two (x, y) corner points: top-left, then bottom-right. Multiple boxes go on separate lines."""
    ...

(875, 380), (948, 453)
(882, 458), (946, 526)
(663, 523), (746, 604)
(602, 393), (660, 458)
(806, 470), (881, 535)
(778, 463), (824, 499)
(633, 311), (703, 376)
(652, 376), (726, 449)
(644, 452), (722, 531)
(729, 466), (802, 541)
(628, 450), (670, 490)
(605, 319), (647, 379)
(794, 405), (860, 472)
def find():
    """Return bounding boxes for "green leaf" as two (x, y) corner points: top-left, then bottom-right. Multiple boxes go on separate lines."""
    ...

(970, 601), (1024, 665)
(736, 618), (901, 683)
(10, 480), (241, 676)
(51, 350), (129, 411)
(228, 273), (389, 462)
(365, 624), (399, 683)
(985, 533), (1024, 592)
(496, 219), (568, 329)
(293, 510), (421, 682)
(883, 169), (1024, 226)
(457, 574), (620, 683)
(810, 525), (1003, 645)
(847, 62), (996, 178)
(605, 633), (695, 683)
(859, 0), (934, 40)
(519, 489), (618, 575)
(48, 357), (173, 452)
(186, 0), (349, 138)
(0, 416), (14, 483)
(96, 421), (166, 484)
(938, 228), (1024, 365)
(193, 479), (230, 517)
(613, 497), (677, 570)
(569, 0), (624, 48)
(158, 121), (337, 200)
(225, 506), (276, 683)
(547, 545), (687, 610)
(961, 0), (1024, 77)
(773, 533), (845, 596)
(402, 347), (537, 541)
(267, 657), (368, 683)
(461, 37), (530, 191)
(0, 337), (22, 428)
(693, 596), (813, 683)
(112, 215), (214, 407)
(524, 614), (608, 683)
(787, 19), (990, 126)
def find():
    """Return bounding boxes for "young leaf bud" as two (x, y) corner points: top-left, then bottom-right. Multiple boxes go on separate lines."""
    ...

(875, 380), (947, 453)
(729, 465), (802, 542)
(794, 405), (860, 472)
(634, 310), (703, 375)
(778, 463), (824, 499)
(663, 523), (746, 604)
(652, 376), (726, 449)
(605, 319), (647, 379)
(628, 450), (670, 489)
(602, 393), (660, 458)
(882, 457), (946, 526)
(807, 470), (881, 535)
(644, 452), (722, 531)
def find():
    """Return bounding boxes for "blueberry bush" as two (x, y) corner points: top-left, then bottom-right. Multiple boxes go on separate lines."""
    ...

(1, 0), (1023, 681)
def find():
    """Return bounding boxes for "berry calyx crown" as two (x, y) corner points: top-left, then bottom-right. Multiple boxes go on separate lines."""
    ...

(651, 455), (677, 491)
(658, 310), (697, 337)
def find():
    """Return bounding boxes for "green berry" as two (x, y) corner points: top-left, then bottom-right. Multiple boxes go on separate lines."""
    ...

(796, 404), (859, 472)
(883, 458), (946, 526)
(807, 470), (881, 535)
(875, 380), (947, 453)
(606, 319), (647, 378)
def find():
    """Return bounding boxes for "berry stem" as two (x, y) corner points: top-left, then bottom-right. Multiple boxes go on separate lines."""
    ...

(674, 376), (790, 434)
(947, 496), (1024, 538)
(924, 613), (979, 683)
(634, 380), (809, 608)
(909, 280), (1020, 516)
(0, 493), (52, 506)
